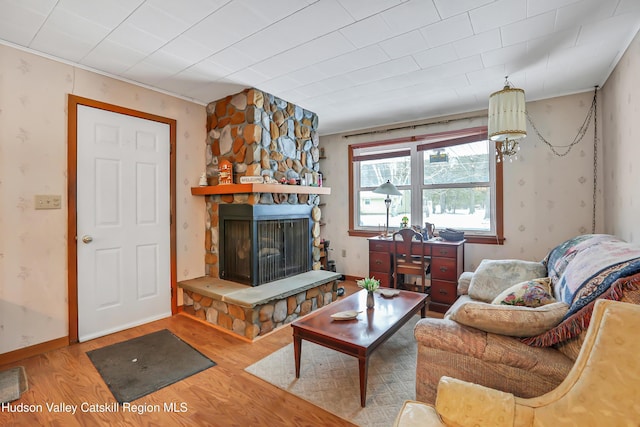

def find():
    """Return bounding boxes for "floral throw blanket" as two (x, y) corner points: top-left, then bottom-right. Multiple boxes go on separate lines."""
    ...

(523, 234), (640, 347)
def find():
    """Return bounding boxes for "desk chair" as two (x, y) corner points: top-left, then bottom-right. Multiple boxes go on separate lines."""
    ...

(392, 228), (430, 294)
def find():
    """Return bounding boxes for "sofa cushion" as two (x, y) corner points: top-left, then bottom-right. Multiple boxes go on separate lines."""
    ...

(468, 259), (547, 303)
(492, 278), (555, 307)
(457, 271), (474, 296)
(448, 300), (569, 337)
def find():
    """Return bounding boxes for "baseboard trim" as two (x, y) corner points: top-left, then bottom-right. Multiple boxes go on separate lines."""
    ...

(0, 336), (69, 367)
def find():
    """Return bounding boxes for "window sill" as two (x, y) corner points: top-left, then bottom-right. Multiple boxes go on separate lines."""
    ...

(348, 229), (504, 245)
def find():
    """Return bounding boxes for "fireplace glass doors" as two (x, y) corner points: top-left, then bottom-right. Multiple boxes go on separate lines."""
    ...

(219, 204), (312, 286)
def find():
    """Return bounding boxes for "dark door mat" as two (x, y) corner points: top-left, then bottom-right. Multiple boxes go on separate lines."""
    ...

(87, 329), (215, 403)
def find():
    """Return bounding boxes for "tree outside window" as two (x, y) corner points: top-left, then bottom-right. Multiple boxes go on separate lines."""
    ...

(421, 140), (491, 231)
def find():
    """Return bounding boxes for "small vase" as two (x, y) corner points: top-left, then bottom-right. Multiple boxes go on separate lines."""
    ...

(366, 291), (375, 309)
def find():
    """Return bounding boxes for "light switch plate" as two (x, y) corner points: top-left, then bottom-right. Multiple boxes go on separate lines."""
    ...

(35, 195), (62, 210)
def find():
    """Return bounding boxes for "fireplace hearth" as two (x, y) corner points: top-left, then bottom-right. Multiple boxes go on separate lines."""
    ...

(219, 204), (312, 286)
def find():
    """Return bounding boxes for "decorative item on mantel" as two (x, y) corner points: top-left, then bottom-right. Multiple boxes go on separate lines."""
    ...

(198, 172), (208, 186)
(218, 159), (232, 185)
(357, 277), (380, 309)
(239, 175), (264, 184)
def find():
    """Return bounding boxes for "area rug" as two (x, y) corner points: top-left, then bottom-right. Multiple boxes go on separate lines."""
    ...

(87, 329), (215, 403)
(0, 366), (28, 403)
(245, 316), (420, 427)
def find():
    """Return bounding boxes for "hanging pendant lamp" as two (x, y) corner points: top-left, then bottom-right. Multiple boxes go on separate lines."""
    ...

(488, 77), (527, 162)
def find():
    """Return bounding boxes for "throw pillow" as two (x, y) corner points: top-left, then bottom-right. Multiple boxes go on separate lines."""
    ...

(448, 301), (569, 337)
(468, 259), (547, 303)
(492, 278), (555, 307)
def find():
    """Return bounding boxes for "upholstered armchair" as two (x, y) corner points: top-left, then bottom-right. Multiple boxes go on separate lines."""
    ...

(395, 299), (640, 426)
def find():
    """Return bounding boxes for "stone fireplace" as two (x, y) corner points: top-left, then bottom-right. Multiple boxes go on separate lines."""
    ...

(177, 88), (339, 341)
(202, 87), (324, 278)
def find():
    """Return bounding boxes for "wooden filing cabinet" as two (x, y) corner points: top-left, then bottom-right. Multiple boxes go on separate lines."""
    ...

(368, 239), (393, 288)
(429, 242), (464, 313)
(368, 237), (465, 313)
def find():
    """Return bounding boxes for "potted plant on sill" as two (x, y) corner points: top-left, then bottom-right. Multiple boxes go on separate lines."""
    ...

(357, 277), (380, 309)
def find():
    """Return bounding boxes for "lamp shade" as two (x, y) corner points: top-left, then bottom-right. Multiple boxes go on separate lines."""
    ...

(488, 86), (527, 142)
(372, 180), (401, 196)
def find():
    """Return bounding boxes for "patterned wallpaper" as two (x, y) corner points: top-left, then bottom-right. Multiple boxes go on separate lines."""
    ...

(320, 90), (604, 278)
(2, 27), (637, 355)
(601, 29), (640, 244)
(0, 44), (206, 354)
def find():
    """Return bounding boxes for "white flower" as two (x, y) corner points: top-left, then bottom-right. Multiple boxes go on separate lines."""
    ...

(357, 277), (380, 292)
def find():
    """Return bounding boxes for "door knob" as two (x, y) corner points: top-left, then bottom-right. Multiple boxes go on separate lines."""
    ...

(82, 235), (93, 244)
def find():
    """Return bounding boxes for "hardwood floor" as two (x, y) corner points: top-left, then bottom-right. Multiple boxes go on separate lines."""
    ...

(0, 282), (363, 427)
(1, 280), (440, 426)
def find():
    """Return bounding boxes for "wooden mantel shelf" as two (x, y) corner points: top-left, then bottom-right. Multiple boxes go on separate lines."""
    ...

(191, 184), (331, 196)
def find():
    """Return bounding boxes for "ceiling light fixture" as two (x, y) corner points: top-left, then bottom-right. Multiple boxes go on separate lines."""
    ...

(489, 78), (599, 232)
(488, 77), (527, 163)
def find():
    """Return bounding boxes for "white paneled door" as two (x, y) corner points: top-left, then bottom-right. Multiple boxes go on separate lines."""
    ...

(77, 105), (171, 342)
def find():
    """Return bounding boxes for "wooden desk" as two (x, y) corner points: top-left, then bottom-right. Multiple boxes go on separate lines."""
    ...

(368, 236), (465, 313)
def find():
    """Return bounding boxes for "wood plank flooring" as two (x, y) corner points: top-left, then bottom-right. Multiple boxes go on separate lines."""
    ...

(0, 281), (439, 426)
(0, 282), (363, 426)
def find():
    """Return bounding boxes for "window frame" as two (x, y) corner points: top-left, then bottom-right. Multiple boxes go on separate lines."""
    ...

(348, 126), (504, 245)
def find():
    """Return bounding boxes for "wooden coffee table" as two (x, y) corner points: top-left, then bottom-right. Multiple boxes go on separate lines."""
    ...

(291, 289), (428, 407)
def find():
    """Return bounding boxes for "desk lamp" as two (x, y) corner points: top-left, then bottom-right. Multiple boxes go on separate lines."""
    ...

(372, 180), (402, 237)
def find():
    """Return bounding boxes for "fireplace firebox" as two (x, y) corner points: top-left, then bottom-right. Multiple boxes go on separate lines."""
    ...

(219, 204), (312, 286)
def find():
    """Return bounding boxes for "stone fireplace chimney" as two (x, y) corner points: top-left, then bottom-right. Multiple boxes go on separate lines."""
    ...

(203, 88), (324, 282)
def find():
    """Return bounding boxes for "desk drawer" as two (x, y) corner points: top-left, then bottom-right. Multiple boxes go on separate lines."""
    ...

(411, 245), (431, 256)
(431, 245), (458, 258)
(370, 272), (392, 288)
(431, 257), (457, 281)
(369, 240), (391, 252)
(369, 251), (391, 272)
(431, 280), (457, 305)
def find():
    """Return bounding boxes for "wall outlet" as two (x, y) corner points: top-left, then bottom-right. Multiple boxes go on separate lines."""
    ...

(35, 195), (62, 210)
(341, 249), (347, 258)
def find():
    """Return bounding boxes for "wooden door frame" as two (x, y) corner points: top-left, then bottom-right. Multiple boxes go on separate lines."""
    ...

(67, 94), (177, 344)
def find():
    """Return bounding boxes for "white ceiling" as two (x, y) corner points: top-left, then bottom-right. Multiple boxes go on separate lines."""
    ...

(2, 0), (639, 135)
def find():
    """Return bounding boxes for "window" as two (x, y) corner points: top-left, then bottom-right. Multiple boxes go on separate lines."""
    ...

(349, 127), (503, 244)
(356, 150), (411, 229)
